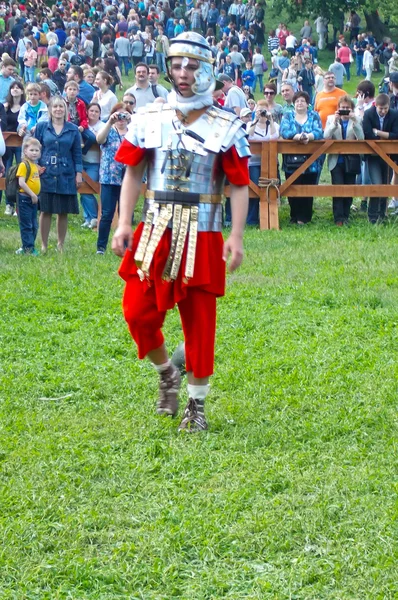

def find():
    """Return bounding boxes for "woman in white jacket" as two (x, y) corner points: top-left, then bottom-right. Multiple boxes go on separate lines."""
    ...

(324, 95), (364, 225)
(363, 45), (374, 81)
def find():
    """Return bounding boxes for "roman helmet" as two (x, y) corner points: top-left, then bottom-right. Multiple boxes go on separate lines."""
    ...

(166, 31), (216, 95)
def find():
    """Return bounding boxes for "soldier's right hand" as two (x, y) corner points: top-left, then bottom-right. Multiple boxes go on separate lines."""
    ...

(112, 224), (133, 257)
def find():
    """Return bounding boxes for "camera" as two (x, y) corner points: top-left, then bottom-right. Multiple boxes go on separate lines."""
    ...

(338, 109), (350, 116)
(260, 110), (268, 117)
(117, 113), (128, 120)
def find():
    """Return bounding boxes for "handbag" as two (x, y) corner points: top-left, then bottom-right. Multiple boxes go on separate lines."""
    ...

(344, 154), (361, 174)
(269, 67), (278, 79)
(282, 154), (309, 172)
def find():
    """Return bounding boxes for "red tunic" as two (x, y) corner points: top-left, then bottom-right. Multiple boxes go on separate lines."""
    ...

(115, 139), (249, 312)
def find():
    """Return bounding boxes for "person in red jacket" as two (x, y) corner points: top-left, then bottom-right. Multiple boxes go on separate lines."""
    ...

(64, 80), (88, 133)
(112, 33), (250, 433)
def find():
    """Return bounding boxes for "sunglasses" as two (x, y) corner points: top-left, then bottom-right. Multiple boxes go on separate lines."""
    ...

(264, 91), (275, 95)
(124, 100), (136, 105)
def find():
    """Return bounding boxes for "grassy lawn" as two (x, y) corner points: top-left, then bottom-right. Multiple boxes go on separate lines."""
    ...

(1, 202), (398, 598)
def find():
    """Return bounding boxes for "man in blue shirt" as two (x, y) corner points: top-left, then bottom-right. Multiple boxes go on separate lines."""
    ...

(0, 59), (15, 103)
(66, 65), (95, 104)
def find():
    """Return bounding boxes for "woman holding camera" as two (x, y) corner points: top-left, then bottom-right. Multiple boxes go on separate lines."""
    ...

(96, 102), (133, 254)
(280, 90), (323, 224)
(324, 95), (364, 225)
(247, 99), (280, 225)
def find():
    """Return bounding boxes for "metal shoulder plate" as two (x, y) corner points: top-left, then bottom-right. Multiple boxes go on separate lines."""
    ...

(201, 106), (251, 157)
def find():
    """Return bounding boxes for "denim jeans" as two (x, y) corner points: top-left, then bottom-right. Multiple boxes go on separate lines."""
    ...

(18, 193), (38, 250)
(253, 74), (263, 94)
(4, 146), (22, 208)
(356, 54), (364, 76)
(19, 56), (25, 78)
(25, 66), (35, 82)
(118, 55), (130, 76)
(247, 165), (260, 225)
(343, 62), (351, 81)
(80, 161), (99, 222)
(367, 157), (389, 222)
(97, 184), (121, 250)
(156, 52), (166, 73)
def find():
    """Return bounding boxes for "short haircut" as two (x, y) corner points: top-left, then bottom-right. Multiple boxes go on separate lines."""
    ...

(40, 68), (53, 79)
(26, 83), (41, 94)
(376, 93), (390, 106)
(149, 64), (160, 73)
(293, 90), (310, 104)
(338, 94), (355, 110)
(2, 57), (16, 68)
(135, 62), (149, 73)
(39, 83), (51, 99)
(64, 80), (79, 90)
(356, 80), (375, 98)
(70, 65), (84, 81)
(263, 82), (277, 94)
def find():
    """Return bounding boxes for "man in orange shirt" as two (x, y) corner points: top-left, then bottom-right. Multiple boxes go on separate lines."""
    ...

(314, 71), (346, 128)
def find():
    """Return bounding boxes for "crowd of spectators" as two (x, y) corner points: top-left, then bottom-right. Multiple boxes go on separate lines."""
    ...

(0, 1), (398, 252)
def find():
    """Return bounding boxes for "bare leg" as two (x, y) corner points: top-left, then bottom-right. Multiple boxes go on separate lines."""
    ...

(187, 373), (209, 386)
(147, 343), (169, 365)
(57, 214), (68, 250)
(40, 212), (52, 252)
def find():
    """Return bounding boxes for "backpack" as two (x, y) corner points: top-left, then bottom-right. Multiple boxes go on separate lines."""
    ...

(39, 31), (48, 46)
(6, 160), (31, 204)
(151, 84), (159, 99)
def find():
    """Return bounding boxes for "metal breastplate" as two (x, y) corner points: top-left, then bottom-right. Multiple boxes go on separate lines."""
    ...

(133, 105), (250, 282)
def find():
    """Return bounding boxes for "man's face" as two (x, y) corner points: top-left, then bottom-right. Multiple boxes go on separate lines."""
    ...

(324, 73), (336, 90)
(135, 66), (148, 85)
(66, 68), (76, 81)
(281, 85), (294, 103)
(2, 65), (14, 77)
(170, 57), (198, 98)
(58, 61), (66, 71)
(148, 68), (158, 84)
(376, 104), (389, 117)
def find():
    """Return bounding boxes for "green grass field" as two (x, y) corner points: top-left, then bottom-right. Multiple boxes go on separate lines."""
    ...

(0, 35), (397, 599)
(1, 201), (398, 598)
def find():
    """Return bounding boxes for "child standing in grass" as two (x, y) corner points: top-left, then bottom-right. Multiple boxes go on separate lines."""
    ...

(15, 138), (42, 256)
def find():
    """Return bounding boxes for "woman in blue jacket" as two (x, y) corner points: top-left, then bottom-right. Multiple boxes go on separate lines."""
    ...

(35, 96), (83, 252)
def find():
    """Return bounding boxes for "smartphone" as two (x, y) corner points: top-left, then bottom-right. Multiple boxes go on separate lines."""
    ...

(338, 109), (350, 116)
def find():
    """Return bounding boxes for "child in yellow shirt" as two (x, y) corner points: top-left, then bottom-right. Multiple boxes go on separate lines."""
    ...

(16, 138), (42, 255)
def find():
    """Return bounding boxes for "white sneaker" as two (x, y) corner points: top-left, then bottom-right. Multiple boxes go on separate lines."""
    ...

(89, 218), (98, 229)
(13, 211), (18, 216)
(4, 204), (13, 216)
(388, 199), (398, 210)
(81, 221), (90, 228)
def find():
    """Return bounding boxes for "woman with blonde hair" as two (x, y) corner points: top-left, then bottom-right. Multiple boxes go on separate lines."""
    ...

(314, 65), (325, 94)
(34, 96), (83, 252)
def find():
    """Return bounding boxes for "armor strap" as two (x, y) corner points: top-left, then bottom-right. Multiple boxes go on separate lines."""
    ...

(162, 204), (182, 281)
(170, 206), (190, 281)
(134, 202), (157, 267)
(184, 205), (199, 282)
(140, 203), (173, 278)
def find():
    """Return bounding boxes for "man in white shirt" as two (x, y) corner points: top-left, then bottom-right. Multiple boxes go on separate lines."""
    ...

(125, 62), (169, 108)
(218, 73), (248, 116)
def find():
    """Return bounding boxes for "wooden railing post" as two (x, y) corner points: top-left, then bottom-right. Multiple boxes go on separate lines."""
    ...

(259, 140), (270, 230)
(268, 140), (279, 230)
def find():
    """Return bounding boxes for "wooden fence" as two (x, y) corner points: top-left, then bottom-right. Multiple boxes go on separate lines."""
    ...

(3, 133), (398, 231)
